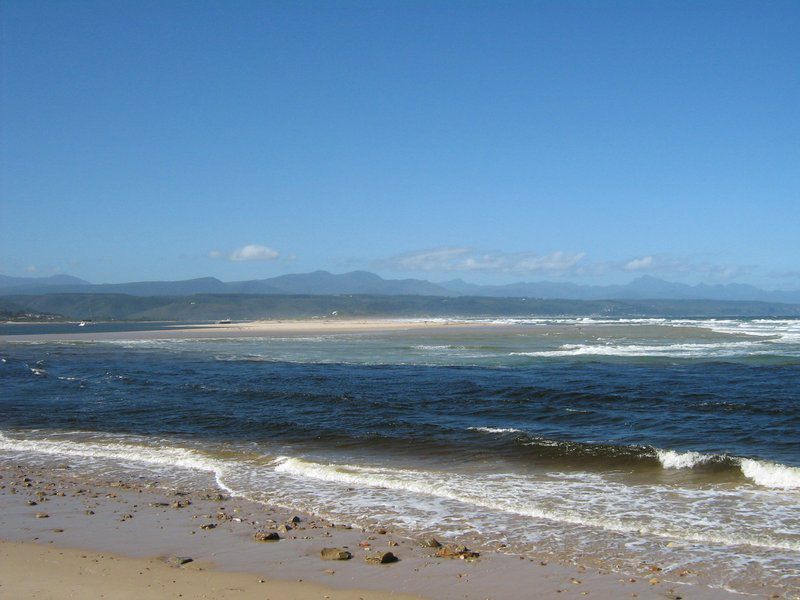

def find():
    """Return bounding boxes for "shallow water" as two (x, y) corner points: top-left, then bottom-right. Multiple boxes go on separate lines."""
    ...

(1, 317), (799, 595)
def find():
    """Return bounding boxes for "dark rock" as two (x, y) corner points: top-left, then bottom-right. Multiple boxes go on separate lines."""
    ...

(320, 547), (352, 561)
(365, 551), (398, 564)
(253, 531), (280, 542)
(200, 523), (216, 530)
(420, 537), (442, 548)
(167, 556), (193, 566)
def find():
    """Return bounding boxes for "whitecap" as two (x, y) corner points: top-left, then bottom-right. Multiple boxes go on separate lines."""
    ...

(740, 458), (800, 490)
(656, 449), (715, 469)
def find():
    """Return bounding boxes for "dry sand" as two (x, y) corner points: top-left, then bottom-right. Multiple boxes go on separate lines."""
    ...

(0, 462), (741, 599)
(0, 542), (421, 600)
(0, 318), (493, 343)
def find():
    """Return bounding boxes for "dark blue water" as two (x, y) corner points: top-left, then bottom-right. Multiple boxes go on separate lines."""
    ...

(2, 341), (798, 469)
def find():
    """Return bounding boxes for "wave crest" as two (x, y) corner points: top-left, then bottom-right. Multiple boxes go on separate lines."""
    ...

(740, 458), (800, 490)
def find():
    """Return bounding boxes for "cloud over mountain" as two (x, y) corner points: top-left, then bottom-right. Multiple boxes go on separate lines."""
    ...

(383, 247), (586, 274)
(227, 245), (280, 262)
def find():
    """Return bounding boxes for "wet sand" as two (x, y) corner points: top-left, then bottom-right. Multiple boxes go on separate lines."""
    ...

(0, 462), (740, 599)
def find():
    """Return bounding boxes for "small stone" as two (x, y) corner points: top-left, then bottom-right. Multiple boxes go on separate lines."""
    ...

(27, 500), (37, 506)
(167, 556), (193, 566)
(420, 537), (442, 548)
(35, 512), (49, 519)
(435, 544), (480, 560)
(320, 547), (352, 561)
(253, 531), (280, 542)
(388, 540), (399, 547)
(649, 578), (660, 585)
(365, 551), (398, 564)
(200, 523), (216, 530)
(85, 510), (95, 515)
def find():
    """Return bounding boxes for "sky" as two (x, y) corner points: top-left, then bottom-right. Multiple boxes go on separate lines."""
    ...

(1, 1), (798, 287)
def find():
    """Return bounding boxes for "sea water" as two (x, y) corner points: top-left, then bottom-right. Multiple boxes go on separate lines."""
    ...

(1, 317), (798, 595)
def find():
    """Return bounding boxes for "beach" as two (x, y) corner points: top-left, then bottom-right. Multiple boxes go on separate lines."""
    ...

(0, 462), (736, 599)
(1, 317), (798, 598)
(0, 318), (491, 343)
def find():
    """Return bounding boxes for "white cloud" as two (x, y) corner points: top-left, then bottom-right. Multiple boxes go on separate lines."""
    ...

(624, 256), (654, 271)
(514, 251), (586, 272)
(383, 247), (586, 274)
(228, 244), (280, 262)
(392, 247), (472, 271)
(208, 250), (222, 259)
(621, 254), (752, 281)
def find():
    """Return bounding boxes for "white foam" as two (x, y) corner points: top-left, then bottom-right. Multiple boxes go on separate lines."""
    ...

(511, 340), (765, 358)
(656, 449), (715, 469)
(273, 456), (800, 552)
(468, 426), (524, 434)
(740, 459), (800, 490)
(0, 432), (235, 494)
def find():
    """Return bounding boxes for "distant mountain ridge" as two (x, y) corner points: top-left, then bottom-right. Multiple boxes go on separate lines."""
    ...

(0, 274), (90, 290)
(437, 275), (800, 303)
(1, 271), (799, 303)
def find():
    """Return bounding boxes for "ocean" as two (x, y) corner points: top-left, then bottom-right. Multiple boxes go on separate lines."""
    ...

(1, 317), (798, 595)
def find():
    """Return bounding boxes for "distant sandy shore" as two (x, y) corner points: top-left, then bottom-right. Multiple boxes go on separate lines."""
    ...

(0, 318), (494, 342)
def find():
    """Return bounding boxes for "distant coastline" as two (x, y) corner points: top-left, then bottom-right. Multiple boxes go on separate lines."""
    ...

(3, 292), (800, 324)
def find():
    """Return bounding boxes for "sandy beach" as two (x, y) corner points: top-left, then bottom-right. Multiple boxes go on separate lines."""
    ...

(0, 462), (743, 599)
(0, 318), (494, 343)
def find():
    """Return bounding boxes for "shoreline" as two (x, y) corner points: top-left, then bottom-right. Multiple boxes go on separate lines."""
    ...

(0, 461), (739, 599)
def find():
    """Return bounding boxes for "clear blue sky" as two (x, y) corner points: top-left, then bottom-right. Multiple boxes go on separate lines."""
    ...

(1, 1), (798, 286)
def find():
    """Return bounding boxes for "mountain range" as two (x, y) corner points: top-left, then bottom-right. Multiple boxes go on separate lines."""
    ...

(2, 271), (800, 303)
